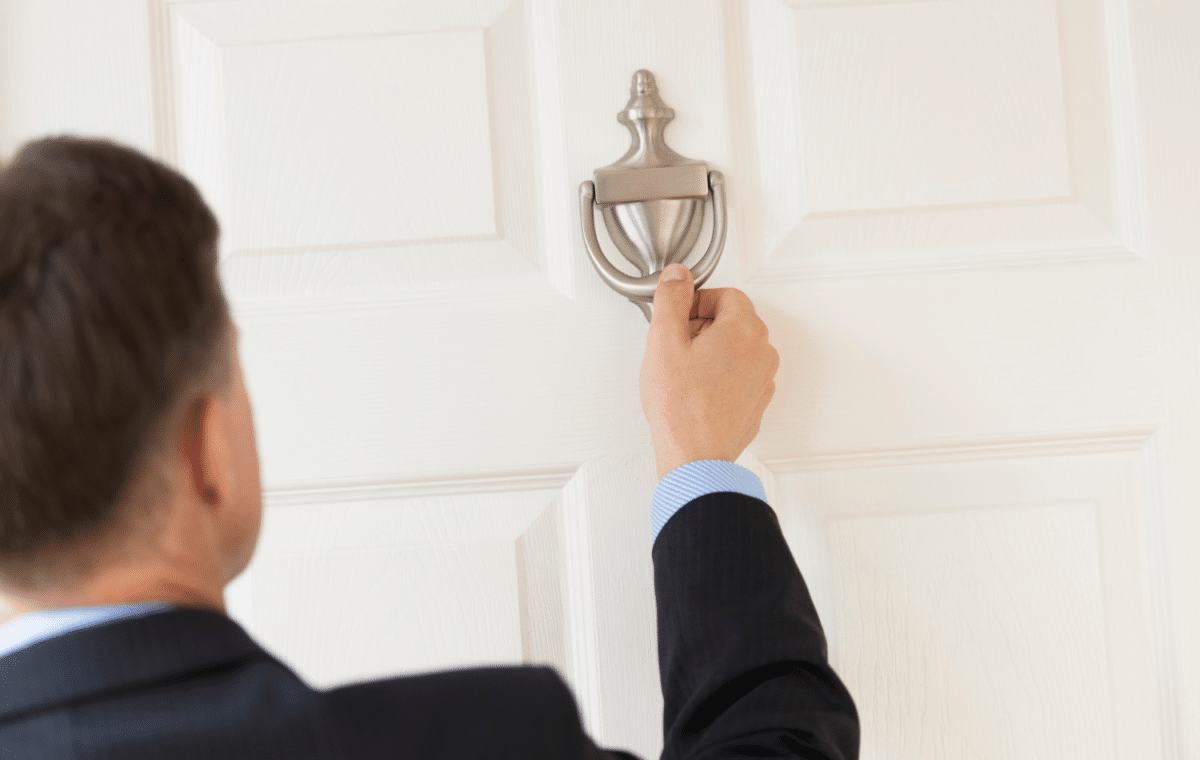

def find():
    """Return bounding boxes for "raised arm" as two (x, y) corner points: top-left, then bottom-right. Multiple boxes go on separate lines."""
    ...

(639, 264), (859, 760)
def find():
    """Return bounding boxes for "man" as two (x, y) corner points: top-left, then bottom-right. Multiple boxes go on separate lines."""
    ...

(0, 137), (858, 759)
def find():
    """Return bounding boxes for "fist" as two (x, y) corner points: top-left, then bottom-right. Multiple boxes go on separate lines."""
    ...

(639, 263), (780, 481)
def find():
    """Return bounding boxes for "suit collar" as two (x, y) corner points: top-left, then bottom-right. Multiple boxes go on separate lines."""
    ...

(0, 601), (175, 658)
(0, 607), (267, 721)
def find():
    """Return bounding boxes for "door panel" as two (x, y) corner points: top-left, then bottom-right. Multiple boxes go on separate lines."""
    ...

(160, 0), (547, 302)
(777, 440), (1168, 757)
(734, 0), (1144, 276)
(0, 1), (1192, 758)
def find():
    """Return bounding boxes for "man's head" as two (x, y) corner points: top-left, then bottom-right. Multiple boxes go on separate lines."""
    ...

(0, 136), (262, 606)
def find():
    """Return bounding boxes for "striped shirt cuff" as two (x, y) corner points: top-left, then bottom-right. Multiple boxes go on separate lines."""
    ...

(651, 460), (768, 544)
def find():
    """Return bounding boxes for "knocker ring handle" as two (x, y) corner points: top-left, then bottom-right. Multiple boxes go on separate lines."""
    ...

(577, 70), (729, 323)
(579, 172), (726, 319)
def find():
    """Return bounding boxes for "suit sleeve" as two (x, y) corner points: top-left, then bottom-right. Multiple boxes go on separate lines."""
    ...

(652, 492), (860, 760)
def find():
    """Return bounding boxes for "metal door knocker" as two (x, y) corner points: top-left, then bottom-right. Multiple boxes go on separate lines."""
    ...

(579, 70), (727, 322)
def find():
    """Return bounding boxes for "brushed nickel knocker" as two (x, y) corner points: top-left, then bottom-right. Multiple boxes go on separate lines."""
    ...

(579, 70), (727, 323)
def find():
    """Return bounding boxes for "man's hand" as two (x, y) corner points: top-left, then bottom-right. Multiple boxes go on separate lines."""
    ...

(640, 263), (780, 481)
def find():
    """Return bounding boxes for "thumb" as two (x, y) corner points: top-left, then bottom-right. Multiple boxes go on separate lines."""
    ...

(649, 263), (694, 345)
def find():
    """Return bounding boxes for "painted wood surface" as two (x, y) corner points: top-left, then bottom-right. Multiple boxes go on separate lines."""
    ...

(1, 1), (1194, 758)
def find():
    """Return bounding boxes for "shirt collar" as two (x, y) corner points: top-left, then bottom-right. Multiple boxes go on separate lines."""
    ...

(0, 601), (175, 658)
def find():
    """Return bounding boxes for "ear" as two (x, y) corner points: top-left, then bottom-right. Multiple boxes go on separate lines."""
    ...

(180, 395), (234, 509)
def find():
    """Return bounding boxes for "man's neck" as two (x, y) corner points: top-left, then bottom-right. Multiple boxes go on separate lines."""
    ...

(1, 558), (226, 617)
(0, 489), (233, 618)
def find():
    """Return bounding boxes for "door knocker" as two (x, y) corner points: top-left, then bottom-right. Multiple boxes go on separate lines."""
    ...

(579, 70), (727, 323)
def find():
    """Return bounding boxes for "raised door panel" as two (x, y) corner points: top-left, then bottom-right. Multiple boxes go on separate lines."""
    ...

(753, 432), (1172, 760)
(229, 486), (564, 689)
(155, 0), (560, 307)
(730, 0), (1146, 278)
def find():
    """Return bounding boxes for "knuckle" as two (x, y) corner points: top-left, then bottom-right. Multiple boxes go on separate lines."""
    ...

(726, 289), (755, 314)
(735, 313), (765, 340)
(745, 318), (768, 342)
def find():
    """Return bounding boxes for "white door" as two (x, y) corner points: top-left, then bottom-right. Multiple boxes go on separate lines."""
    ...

(1, 1), (1195, 758)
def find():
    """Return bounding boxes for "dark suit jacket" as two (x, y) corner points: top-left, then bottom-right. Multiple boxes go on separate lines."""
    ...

(0, 492), (859, 759)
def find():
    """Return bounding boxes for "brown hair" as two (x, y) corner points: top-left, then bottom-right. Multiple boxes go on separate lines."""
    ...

(0, 136), (232, 587)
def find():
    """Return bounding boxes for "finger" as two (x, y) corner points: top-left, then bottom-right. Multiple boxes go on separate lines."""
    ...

(690, 287), (755, 322)
(689, 317), (713, 338)
(649, 263), (696, 348)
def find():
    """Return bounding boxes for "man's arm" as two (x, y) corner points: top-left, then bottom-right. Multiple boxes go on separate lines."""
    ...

(653, 490), (858, 760)
(639, 264), (860, 759)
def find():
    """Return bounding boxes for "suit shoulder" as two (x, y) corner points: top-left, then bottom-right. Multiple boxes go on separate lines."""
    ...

(326, 665), (593, 759)
(329, 663), (572, 706)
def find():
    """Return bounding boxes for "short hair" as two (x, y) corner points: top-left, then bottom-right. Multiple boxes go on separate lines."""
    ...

(0, 136), (232, 587)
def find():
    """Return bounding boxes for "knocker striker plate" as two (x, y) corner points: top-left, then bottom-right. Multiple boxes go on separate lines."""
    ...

(579, 70), (727, 323)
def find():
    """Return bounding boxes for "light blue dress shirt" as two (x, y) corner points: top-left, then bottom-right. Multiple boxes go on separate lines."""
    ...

(0, 602), (173, 659)
(0, 461), (766, 658)
(651, 459), (768, 543)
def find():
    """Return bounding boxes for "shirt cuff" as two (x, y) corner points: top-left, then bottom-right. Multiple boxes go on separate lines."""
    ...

(651, 460), (768, 544)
